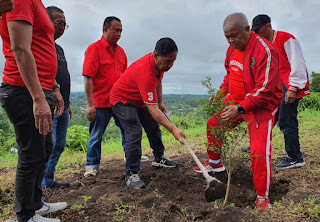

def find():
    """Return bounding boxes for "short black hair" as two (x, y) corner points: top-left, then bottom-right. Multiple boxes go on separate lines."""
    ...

(46, 6), (64, 21)
(154, 38), (178, 57)
(103, 16), (121, 32)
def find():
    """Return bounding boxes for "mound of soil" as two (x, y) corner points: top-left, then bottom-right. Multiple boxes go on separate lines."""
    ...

(41, 151), (319, 222)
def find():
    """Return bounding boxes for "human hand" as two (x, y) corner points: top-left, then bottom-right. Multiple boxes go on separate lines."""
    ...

(220, 105), (239, 122)
(171, 127), (186, 144)
(33, 98), (52, 135)
(68, 104), (72, 120)
(86, 105), (96, 122)
(285, 91), (296, 104)
(158, 101), (167, 112)
(0, 0), (14, 16)
(53, 88), (64, 117)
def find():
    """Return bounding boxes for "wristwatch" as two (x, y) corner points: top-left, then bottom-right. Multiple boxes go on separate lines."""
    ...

(237, 105), (245, 114)
(53, 83), (60, 90)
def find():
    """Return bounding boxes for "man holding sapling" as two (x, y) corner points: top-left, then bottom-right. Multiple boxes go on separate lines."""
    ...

(194, 13), (282, 210)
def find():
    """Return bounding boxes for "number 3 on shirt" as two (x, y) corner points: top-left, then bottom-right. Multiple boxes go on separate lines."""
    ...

(148, 92), (153, 101)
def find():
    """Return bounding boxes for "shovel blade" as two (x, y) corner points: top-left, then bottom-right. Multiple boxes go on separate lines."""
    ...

(205, 179), (226, 202)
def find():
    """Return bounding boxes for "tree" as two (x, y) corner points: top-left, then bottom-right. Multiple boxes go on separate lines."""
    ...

(310, 71), (320, 92)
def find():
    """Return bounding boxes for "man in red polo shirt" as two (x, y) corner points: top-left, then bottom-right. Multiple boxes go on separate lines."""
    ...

(194, 13), (282, 210)
(82, 16), (127, 177)
(250, 14), (309, 169)
(0, 0), (67, 221)
(111, 38), (185, 189)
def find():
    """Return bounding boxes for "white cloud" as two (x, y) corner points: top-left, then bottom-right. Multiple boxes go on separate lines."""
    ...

(0, 0), (319, 94)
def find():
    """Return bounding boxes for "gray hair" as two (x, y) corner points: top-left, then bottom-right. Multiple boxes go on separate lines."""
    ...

(223, 12), (249, 32)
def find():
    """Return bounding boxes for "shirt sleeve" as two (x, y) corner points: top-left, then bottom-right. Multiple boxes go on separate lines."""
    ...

(138, 73), (158, 105)
(284, 37), (308, 90)
(6, 0), (34, 25)
(82, 44), (99, 77)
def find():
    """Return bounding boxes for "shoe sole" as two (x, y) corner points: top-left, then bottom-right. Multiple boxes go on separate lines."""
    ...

(84, 172), (97, 177)
(151, 162), (177, 168)
(276, 162), (305, 169)
(194, 166), (226, 173)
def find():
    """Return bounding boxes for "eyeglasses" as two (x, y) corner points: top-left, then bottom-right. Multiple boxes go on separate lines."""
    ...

(53, 21), (69, 30)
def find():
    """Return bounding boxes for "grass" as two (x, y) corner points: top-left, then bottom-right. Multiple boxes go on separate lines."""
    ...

(1, 108), (319, 221)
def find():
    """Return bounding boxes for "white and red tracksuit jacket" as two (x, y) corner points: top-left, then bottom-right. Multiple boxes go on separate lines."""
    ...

(220, 31), (283, 124)
(272, 30), (310, 98)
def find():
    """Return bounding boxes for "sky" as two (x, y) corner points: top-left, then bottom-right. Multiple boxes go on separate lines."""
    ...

(1, 0), (319, 95)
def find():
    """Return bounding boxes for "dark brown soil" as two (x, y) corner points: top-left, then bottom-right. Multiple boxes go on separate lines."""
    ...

(39, 152), (319, 222)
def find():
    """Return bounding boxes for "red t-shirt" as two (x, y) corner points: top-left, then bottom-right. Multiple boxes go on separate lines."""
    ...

(0, 0), (57, 90)
(229, 49), (246, 104)
(82, 36), (127, 108)
(110, 53), (164, 108)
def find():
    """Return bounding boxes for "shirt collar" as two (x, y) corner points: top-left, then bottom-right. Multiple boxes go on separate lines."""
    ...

(101, 36), (117, 49)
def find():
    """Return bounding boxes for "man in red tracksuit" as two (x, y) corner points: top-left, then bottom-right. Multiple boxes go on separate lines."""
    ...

(251, 14), (310, 169)
(194, 13), (283, 209)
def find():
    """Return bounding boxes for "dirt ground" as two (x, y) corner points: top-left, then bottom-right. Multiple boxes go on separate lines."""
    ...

(26, 149), (319, 222)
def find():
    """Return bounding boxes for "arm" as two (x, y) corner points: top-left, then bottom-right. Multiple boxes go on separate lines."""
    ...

(84, 76), (95, 122)
(52, 79), (64, 116)
(0, 0), (14, 16)
(147, 104), (185, 143)
(284, 38), (308, 103)
(157, 82), (166, 112)
(7, 20), (52, 135)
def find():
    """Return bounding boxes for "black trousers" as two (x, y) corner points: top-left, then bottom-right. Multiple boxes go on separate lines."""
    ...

(0, 84), (54, 222)
(112, 102), (164, 173)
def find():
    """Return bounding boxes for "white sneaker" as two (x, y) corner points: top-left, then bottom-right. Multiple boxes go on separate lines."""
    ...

(27, 214), (60, 222)
(35, 202), (67, 215)
(84, 167), (98, 177)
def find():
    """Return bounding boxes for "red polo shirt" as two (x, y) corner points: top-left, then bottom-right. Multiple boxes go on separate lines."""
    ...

(0, 0), (57, 90)
(82, 36), (127, 108)
(110, 53), (164, 108)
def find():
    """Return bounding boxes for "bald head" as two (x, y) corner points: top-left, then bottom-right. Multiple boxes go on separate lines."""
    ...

(223, 13), (251, 50)
(223, 12), (249, 32)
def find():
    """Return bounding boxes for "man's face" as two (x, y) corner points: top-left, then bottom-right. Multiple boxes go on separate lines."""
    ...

(154, 51), (177, 72)
(52, 11), (66, 40)
(104, 20), (122, 45)
(224, 26), (250, 50)
(254, 24), (269, 39)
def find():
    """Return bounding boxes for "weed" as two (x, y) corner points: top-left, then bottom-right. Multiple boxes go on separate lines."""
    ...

(153, 188), (162, 198)
(70, 203), (85, 211)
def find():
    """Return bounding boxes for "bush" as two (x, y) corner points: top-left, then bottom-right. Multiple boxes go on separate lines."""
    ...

(65, 125), (89, 152)
(298, 92), (320, 111)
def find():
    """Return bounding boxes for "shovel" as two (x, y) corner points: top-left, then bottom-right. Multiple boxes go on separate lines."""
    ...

(163, 111), (226, 202)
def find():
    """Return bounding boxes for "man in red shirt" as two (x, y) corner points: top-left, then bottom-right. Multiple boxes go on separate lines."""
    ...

(82, 16), (127, 177)
(111, 38), (185, 189)
(0, 0), (67, 221)
(251, 14), (309, 169)
(194, 13), (282, 209)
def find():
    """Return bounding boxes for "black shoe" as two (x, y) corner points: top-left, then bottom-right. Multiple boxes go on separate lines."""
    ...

(276, 157), (305, 169)
(152, 155), (178, 168)
(240, 146), (250, 153)
(125, 172), (145, 189)
(48, 181), (70, 189)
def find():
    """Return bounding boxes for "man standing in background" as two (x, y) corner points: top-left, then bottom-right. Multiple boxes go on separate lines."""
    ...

(251, 14), (310, 169)
(42, 6), (71, 189)
(0, 0), (67, 221)
(83, 16), (127, 177)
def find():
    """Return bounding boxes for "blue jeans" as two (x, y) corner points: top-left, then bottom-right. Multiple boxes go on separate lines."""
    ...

(278, 84), (303, 160)
(42, 109), (69, 188)
(85, 108), (124, 170)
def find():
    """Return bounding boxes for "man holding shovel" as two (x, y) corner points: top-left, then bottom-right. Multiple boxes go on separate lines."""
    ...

(194, 13), (282, 209)
(111, 37), (185, 189)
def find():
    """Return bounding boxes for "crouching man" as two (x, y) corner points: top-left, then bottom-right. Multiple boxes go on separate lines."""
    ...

(110, 37), (185, 189)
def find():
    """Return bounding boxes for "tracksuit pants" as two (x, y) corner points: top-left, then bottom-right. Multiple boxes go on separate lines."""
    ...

(207, 95), (275, 197)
